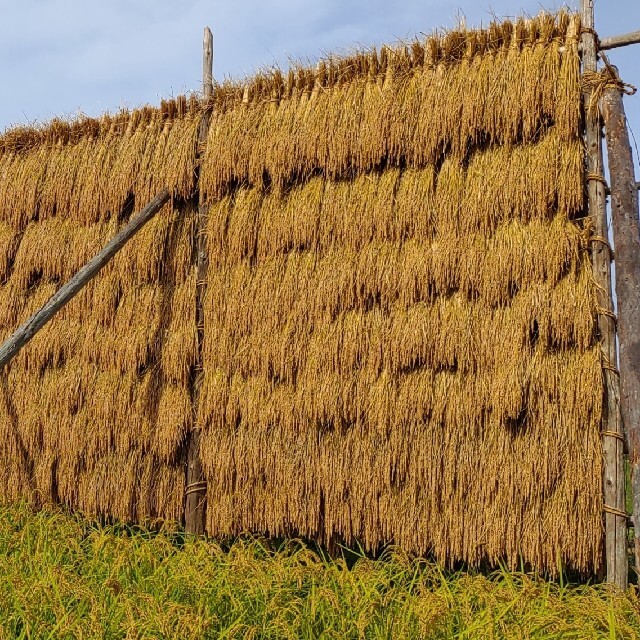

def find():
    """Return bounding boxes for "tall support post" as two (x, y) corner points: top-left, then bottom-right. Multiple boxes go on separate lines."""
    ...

(581, 0), (628, 588)
(602, 83), (640, 574)
(185, 26), (213, 536)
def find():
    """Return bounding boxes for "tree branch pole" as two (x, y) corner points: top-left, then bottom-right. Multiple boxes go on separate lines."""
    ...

(581, 0), (628, 589)
(0, 189), (170, 370)
(184, 26), (213, 536)
(603, 83), (640, 575)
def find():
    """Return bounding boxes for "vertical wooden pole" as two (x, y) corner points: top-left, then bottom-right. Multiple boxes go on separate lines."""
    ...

(581, 0), (628, 588)
(202, 27), (214, 99)
(185, 26), (213, 536)
(603, 82), (640, 574)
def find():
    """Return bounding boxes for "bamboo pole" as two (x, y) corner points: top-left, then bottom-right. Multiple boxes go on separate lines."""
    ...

(184, 26), (213, 536)
(601, 30), (640, 51)
(0, 189), (170, 370)
(602, 82), (640, 574)
(581, 0), (628, 589)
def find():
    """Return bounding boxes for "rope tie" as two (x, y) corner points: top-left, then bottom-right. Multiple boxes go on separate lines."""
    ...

(600, 50), (637, 96)
(591, 279), (608, 298)
(589, 234), (613, 257)
(580, 26), (602, 50)
(603, 504), (629, 519)
(601, 353), (621, 376)
(586, 172), (610, 194)
(601, 430), (625, 442)
(602, 361), (621, 376)
(184, 480), (207, 497)
(596, 306), (618, 324)
(582, 50), (638, 118)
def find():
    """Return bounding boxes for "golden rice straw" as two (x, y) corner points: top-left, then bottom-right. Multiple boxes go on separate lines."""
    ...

(199, 12), (581, 198)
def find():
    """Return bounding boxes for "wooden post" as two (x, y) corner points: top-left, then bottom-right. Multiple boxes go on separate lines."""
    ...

(0, 189), (170, 370)
(202, 27), (214, 97)
(184, 26), (213, 536)
(581, 0), (628, 589)
(602, 83), (640, 574)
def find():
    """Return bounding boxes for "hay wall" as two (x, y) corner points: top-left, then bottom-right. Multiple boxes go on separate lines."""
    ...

(0, 11), (604, 574)
(197, 13), (604, 574)
(0, 97), (200, 523)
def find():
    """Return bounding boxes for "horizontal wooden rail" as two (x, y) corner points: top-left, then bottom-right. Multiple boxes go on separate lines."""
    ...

(601, 30), (640, 51)
(559, 29), (640, 55)
(0, 189), (170, 370)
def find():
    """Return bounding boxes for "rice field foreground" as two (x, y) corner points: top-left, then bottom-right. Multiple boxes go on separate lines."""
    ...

(0, 504), (638, 639)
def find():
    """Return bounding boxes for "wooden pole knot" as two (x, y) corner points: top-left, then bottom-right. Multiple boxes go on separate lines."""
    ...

(589, 233), (613, 253)
(597, 306), (618, 327)
(587, 173), (611, 196)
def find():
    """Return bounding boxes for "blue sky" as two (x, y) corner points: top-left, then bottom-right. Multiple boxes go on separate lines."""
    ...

(0, 0), (638, 170)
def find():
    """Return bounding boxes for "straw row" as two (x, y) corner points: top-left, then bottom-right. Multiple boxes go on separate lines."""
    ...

(201, 14), (581, 197)
(204, 268), (596, 386)
(199, 348), (602, 574)
(210, 12), (576, 109)
(199, 341), (600, 439)
(0, 95), (200, 153)
(0, 106), (200, 229)
(206, 133), (584, 275)
(0, 279), (196, 384)
(206, 220), (590, 325)
(4, 363), (191, 464)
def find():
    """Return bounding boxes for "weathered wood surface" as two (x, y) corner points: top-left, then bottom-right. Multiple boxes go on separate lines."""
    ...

(601, 30), (640, 51)
(202, 26), (214, 98)
(603, 83), (640, 575)
(0, 189), (170, 371)
(185, 25), (213, 536)
(581, 0), (628, 589)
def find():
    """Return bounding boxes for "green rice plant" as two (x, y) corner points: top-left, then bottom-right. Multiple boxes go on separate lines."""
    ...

(0, 502), (638, 639)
